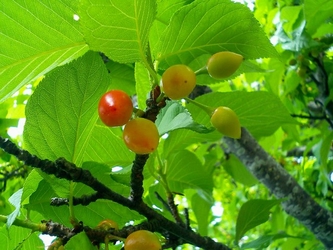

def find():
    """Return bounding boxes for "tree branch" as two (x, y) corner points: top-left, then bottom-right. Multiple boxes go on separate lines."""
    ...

(223, 128), (333, 249)
(310, 53), (333, 127)
(0, 136), (231, 250)
(129, 154), (149, 203)
(50, 192), (103, 207)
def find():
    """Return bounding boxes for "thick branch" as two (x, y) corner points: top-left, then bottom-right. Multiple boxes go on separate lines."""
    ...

(223, 128), (333, 249)
(129, 154), (149, 203)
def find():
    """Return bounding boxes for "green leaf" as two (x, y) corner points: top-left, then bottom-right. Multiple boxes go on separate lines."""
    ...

(150, 0), (193, 47)
(191, 192), (213, 236)
(107, 61), (136, 96)
(79, 0), (156, 63)
(188, 92), (297, 137)
(314, 23), (333, 38)
(282, 70), (300, 96)
(79, 162), (130, 197)
(163, 128), (220, 158)
(223, 155), (258, 187)
(280, 6), (303, 33)
(83, 126), (134, 167)
(21, 170), (43, 205)
(235, 199), (282, 243)
(276, 18), (319, 52)
(240, 232), (304, 249)
(156, 0), (193, 25)
(156, 100), (213, 135)
(73, 162), (143, 226)
(320, 131), (333, 169)
(156, 0), (277, 68)
(23, 51), (133, 167)
(166, 150), (213, 194)
(38, 171), (71, 198)
(304, 0), (333, 35)
(7, 189), (23, 228)
(26, 170), (141, 228)
(265, 58), (286, 95)
(135, 62), (151, 109)
(65, 232), (96, 250)
(0, 0), (88, 103)
(26, 180), (71, 226)
(0, 224), (44, 250)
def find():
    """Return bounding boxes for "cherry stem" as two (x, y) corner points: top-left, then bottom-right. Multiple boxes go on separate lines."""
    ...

(184, 97), (215, 117)
(156, 92), (165, 103)
(194, 66), (208, 76)
(133, 108), (145, 118)
(69, 181), (79, 226)
(155, 154), (186, 227)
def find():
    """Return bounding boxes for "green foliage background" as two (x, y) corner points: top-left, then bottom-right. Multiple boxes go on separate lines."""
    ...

(0, 0), (332, 249)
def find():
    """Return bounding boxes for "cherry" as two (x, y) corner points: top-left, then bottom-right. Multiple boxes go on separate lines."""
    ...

(96, 219), (119, 231)
(98, 90), (133, 127)
(210, 106), (241, 139)
(124, 230), (161, 250)
(123, 118), (159, 154)
(206, 51), (243, 79)
(161, 64), (196, 100)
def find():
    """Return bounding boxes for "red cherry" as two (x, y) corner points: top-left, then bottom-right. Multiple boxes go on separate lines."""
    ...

(98, 90), (133, 127)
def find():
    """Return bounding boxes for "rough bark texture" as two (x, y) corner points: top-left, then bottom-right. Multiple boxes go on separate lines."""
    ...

(223, 127), (333, 249)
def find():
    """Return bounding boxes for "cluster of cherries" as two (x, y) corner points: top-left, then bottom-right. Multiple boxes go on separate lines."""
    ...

(98, 89), (159, 155)
(98, 51), (243, 155)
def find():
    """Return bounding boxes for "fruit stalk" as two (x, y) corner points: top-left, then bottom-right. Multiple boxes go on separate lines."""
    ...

(184, 97), (215, 116)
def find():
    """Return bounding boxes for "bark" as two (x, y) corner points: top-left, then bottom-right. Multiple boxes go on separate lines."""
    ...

(223, 127), (333, 249)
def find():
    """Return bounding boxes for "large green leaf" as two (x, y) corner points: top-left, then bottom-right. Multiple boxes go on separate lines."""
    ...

(156, 0), (194, 25)
(25, 179), (70, 226)
(222, 155), (258, 187)
(83, 126), (134, 167)
(150, 0), (194, 47)
(191, 192), (213, 236)
(0, 224), (44, 250)
(23, 51), (133, 167)
(135, 62), (152, 109)
(107, 61), (136, 96)
(166, 150), (213, 194)
(265, 58), (286, 96)
(0, 0), (88, 103)
(280, 6), (303, 34)
(79, 0), (156, 63)
(187, 91), (297, 137)
(156, 0), (277, 68)
(235, 199), (282, 243)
